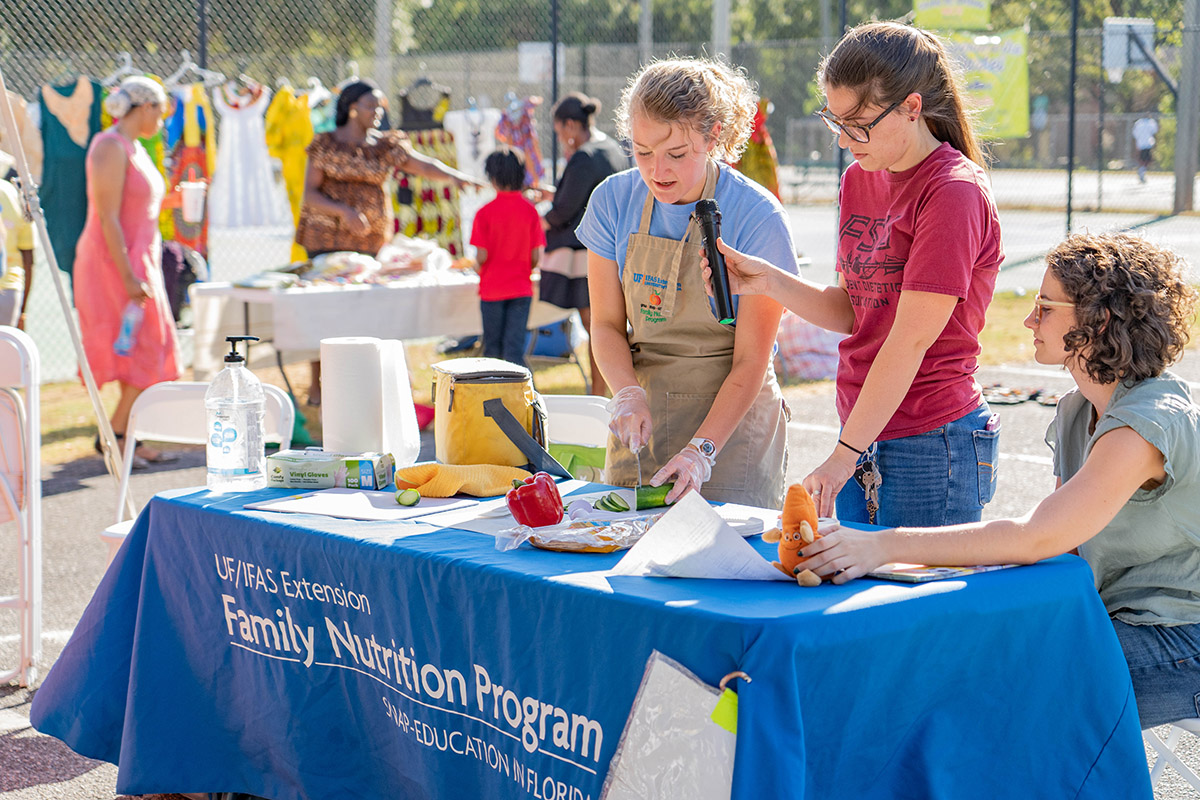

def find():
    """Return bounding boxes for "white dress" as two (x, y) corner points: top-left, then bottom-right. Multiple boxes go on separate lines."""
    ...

(442, 107), (502, 182)
(207, 86), (293, 229)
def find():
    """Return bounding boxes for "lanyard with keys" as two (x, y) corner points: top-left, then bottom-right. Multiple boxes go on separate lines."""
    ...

(852, 456), (882, 525)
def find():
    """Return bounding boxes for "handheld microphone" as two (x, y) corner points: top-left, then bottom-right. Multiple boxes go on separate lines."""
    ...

(693, 199), (736, 324)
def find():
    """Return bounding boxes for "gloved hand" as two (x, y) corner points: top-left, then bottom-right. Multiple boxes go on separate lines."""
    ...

(606, 385), (652, 452)
(651, 445), (713, 504)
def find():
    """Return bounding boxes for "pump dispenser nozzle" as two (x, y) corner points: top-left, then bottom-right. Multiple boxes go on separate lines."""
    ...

(223, 335), (260, 363)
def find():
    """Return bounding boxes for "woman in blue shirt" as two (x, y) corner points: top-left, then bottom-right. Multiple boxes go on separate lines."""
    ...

(576, 58), (798, 509)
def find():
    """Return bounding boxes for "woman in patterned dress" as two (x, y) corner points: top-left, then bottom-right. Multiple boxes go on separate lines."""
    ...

(294, 80), (481, 405)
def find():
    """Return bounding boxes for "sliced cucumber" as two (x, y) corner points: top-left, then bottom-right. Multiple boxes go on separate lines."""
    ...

(635, 483), (673, 509)
(395, 488), (421, 507)
(594, 492), (630, 513)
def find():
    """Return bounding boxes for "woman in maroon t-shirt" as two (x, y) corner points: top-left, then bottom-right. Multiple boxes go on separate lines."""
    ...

(705, 21), (1003, 527)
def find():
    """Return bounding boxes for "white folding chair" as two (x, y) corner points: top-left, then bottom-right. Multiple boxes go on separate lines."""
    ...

(541, 394), (610, 481)
(0, 326), (41, 687)
(99, 381), (294, 566)
(542, 394), (610, 447)
(1145, 718), (1200, 791)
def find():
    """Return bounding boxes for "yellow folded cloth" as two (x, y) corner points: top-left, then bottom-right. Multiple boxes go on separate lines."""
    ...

(393, 463), (531, 498)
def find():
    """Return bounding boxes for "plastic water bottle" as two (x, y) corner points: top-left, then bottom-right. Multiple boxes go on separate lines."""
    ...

(205, 335), (267, 492)
(113, 301), (144, 356)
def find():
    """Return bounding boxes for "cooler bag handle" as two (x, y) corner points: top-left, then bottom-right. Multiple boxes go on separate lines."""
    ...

(482, 398), (571, 478)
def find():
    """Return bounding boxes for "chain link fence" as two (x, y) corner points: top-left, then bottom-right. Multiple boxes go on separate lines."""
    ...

(0, 1), (1189, 382)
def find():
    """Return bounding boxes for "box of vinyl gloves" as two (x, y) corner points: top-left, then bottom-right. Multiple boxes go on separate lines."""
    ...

(267, 450), (395, 490)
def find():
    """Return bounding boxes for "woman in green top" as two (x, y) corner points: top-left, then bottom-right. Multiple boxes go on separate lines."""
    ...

(802, 232), (1200, 728)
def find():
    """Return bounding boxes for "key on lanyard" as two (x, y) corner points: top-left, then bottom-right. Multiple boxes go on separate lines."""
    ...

(853, 460), (882, 525)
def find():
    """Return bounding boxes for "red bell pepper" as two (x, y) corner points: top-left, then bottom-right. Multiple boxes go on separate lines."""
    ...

(506, 472), (564, 528)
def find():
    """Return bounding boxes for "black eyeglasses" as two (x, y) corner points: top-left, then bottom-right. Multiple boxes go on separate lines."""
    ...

(815, 100), (903, 144)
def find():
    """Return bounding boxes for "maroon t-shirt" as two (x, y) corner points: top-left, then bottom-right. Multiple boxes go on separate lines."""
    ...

(470, 191), (546, 301)
(835, 142), (1003, 440)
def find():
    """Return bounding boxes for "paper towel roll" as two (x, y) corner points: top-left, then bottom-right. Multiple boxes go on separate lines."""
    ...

(320, 337), (421, 467)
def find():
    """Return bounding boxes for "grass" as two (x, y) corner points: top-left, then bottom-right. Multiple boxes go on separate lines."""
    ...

(33, 290), (1197, 466)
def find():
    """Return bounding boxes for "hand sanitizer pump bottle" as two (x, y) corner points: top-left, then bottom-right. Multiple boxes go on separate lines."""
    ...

(205, 335), (267, 492)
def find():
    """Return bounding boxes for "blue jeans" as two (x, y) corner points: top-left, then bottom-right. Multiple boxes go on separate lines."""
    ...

(835, 404), (999, 527)
(1112, 619), (1200, 728)
(480, 296), (532, 368)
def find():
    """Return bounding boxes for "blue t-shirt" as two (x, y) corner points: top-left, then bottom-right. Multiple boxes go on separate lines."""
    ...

(576, 163), (799, 290)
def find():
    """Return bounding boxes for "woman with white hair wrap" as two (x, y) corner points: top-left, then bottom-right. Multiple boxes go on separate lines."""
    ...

(75, 75), (181, 467)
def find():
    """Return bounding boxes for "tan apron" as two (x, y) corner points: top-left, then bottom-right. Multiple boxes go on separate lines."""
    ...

(606, 161), (788, 509)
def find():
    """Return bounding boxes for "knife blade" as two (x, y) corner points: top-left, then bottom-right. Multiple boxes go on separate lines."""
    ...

(634, 448), (642, 495)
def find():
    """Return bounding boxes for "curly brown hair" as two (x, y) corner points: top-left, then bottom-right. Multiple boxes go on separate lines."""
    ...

(1048, 232), (1198, 384)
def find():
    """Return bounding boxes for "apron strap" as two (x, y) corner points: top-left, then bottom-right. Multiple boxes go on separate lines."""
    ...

(659, 160), (720, 312)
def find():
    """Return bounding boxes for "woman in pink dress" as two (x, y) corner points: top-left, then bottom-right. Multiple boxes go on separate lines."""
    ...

(76, 76), (180, 465)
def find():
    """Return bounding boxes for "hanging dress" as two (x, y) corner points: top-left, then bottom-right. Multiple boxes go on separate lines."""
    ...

(495, 98), (545, 188)
(733, 99), (782, 201)
(39, 76), (103, 283)
(442, 106), (503, 183)
(208, 85), (292, 229)
(265, 86), (315, 261)
(395, 90), (463, 255)
(162, 84), (216, 254)
(75, 129), (180, 389)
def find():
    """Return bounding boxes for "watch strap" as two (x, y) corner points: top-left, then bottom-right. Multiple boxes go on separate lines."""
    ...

(688, 437), (718, 466)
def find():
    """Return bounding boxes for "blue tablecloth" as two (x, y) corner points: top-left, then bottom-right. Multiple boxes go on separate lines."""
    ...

(32, 485), (1151, 799)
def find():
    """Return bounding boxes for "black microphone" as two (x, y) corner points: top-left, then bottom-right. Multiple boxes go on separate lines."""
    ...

(693, 199), (735, 324)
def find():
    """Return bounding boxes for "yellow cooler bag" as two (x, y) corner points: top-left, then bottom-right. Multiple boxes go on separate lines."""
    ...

(432, 358), (567, 476)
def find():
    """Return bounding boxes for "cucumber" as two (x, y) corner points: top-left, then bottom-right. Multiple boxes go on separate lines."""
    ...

(635, 484), (674, 510)
(395, 488), (421, 507)
(594, 492), (630, 513)
(592, 486), (674, 512)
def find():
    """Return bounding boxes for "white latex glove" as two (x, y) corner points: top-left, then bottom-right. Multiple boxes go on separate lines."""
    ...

(651, 445), (713, 504)
(606, 385), (652, 452)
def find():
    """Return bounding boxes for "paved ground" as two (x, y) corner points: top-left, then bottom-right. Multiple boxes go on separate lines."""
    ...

(4, 352), (1200, 798)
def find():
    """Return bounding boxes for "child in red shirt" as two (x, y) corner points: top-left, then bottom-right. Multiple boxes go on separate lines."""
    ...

(470, 147), (546, 367)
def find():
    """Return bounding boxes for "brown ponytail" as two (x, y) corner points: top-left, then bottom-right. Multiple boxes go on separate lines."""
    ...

(818, 21), (985, 166)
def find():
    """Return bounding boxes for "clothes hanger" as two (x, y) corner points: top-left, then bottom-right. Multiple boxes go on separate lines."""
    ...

(333, 61), (361, 92)
(403, 64), (450, 98)
(164, 50), (226, 90)
(306, 76), (332, 108)
(101, 53), (135, 87)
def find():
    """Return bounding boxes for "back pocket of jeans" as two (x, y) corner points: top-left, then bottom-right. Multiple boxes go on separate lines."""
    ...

(972, 427), (1000, 505)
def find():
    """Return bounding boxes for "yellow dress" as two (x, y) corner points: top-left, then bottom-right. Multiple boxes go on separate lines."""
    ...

(266, 86), (315, 262)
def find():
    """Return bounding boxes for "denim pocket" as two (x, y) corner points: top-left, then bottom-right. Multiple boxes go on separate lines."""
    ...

(972, 427), (1000, 505)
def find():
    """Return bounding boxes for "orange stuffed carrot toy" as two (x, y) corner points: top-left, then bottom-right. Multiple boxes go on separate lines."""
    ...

(762, 484), (822, 586)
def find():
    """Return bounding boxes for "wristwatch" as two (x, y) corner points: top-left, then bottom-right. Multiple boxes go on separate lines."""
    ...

(688, 437), (718, 467)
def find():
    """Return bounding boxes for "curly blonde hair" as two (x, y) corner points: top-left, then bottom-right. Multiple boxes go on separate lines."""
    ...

(1048, 232), (1198, 384)
(615, 57), (758, 162)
